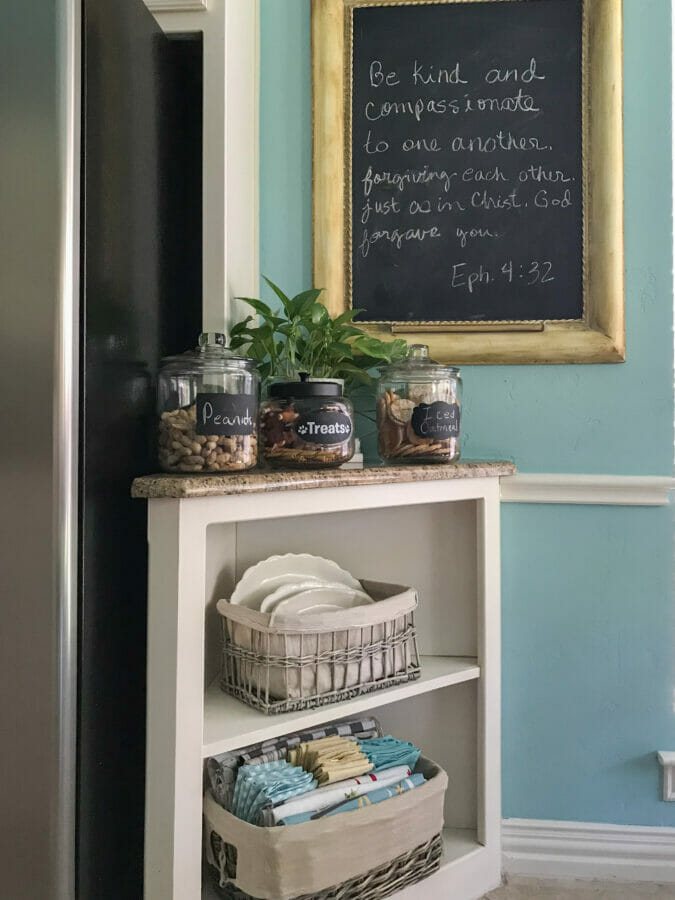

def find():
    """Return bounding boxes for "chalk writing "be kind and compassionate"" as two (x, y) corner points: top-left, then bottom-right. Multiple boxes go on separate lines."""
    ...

(356, 57), (575, 293)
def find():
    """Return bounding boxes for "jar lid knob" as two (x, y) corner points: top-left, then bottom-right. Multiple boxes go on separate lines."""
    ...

(408, 344), (429, 358)
(198, 332), (226, 348)
(299, 372), (310, 382)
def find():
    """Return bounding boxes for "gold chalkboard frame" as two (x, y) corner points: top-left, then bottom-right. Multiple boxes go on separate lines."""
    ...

(312, 0), (625, 364)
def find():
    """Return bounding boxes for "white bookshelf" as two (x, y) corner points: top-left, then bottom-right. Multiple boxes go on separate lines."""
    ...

(135, 463), (512, 899)
(202, 655), (480, 757)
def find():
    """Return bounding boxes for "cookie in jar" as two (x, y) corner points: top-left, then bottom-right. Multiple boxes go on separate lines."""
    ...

(157, 333), (259, 473)
(259, 375), (355, 469)
(377, 345), (461, 464)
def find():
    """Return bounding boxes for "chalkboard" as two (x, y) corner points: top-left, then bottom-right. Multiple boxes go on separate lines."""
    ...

(349, 0), (584, 323)
(196, 393), (256, 436)
(411, 401), (460, 440)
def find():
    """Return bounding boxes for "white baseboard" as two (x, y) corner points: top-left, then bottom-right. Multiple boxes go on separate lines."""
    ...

(502, 818), (675, 884)
(500, 474), (675, 506)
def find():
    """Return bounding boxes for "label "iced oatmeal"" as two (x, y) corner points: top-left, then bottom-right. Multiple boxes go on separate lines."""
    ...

(411, 401), (460, 441)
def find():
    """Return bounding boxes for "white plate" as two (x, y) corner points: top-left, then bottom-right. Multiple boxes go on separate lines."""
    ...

(258, 580), (339, 614)
(270, 585), (373, 624)
(230, 554), (363, 609)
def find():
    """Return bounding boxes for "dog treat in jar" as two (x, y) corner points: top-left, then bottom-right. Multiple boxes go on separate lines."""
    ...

(259, 375), (355, 469)
(377, 345), (461, 464)
(157, 333), (259, 473)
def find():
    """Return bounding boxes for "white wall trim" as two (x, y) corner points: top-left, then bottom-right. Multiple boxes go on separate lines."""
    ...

(145, 0), (207, 12)
(146, 0), (259, 333)
(658, 753), (675, 801)
(502, 818), (675, 884)
(500, 474), (675, 506)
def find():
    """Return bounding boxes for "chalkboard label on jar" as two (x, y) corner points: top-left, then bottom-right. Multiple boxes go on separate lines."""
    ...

(196, 393), (255, 436)
(295, 410), (353, 446)
(411, 402), (460, 441)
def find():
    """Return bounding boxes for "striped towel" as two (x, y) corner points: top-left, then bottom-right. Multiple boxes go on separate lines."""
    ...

(278, 774), (426, 825)
(264, 764), (413, 825)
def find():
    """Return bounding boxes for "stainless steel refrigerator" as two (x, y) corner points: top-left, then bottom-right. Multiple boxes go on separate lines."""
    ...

(0, 2), (202, 897)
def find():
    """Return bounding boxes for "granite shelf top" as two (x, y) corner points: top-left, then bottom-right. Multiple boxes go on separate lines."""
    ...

(131, 460), (516, 499)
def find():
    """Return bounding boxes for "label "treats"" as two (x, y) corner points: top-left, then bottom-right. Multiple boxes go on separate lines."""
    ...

(295, 410), (353, 445)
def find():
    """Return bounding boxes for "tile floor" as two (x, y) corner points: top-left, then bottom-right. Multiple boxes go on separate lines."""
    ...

(483, 876), (675, 899)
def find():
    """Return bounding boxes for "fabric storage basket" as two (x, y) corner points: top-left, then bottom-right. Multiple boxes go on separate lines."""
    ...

(217, 580), (421, 714)
(203, 756), (447, 900)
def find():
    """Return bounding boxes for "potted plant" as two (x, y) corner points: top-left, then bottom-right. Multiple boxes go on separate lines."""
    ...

(229, 278), (407, 464)
(230, 277), (407, 389)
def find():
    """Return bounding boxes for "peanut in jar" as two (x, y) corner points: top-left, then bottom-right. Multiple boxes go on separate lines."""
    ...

(157, 333), (259, 473)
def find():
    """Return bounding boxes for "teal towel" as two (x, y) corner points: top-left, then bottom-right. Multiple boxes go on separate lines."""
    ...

(232, 761), (316, 824)
(359, 736), (421, 773)
(279, 773), (426, 825)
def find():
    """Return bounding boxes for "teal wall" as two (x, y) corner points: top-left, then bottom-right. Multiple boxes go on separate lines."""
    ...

(502, 503), (674, 825)
(260, 0), (675, 826)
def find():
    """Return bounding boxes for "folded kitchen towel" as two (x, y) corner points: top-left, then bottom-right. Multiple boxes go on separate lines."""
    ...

(288, 735), (373, 785)
(245, 717), (378, 763)
(360, 735), (421, 773)
(244, 731), (377, 768)
(206, 717), (379, 809)
(278, 774), (426, 825)
(232, 760), (317, 824)
(264, 764), (413, 825)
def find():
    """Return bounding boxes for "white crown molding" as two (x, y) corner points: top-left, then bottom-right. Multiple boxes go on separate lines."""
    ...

(500, 474), (675, 506)
(144, 0), (207, 12)
(502, 818), (675, 883)
(658, 752), (675, 801)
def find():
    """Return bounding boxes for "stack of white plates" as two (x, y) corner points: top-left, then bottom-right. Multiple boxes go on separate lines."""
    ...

(229, 554), (374, 624)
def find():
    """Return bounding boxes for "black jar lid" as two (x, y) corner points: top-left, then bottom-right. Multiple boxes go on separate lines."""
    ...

(269, 373), (343, 399)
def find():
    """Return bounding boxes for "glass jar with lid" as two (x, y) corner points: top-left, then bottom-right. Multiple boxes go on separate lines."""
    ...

(376, 344), (461, 464)
(259, 374), (355, 469)
(157, 333), (259, 473)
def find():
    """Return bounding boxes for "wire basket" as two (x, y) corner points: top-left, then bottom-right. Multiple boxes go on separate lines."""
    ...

(203, 756), (447, 900)
(206, 833), (443, 900)
(217, 580), (421, 714)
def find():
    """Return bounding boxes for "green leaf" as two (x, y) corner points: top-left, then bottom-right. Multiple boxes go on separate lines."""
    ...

(336, 362), (373, 383)
(332, 308), (363, 325)
(351, 335), (399, 359)
(261, 276), (293, 315)
(228, 336), (249, 350)
(387, 339), (409, 361)
(335, 324), (364, 339)
(331, 341), (354, 357)
(291, 289), (323, 317)
(229, 315), (253, 336)
(253, 323), (274, 342)
(309, 302), (329, 325)
(257, 361), (272, 381)
(349, 354), (383, 369)
(237, 297), (276, 318)
(247, 340), (269, 360)
(262, 316), (287, 330)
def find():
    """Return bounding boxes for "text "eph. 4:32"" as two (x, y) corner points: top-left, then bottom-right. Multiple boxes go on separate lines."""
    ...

(450, 259), (555, 293)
